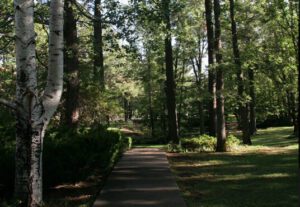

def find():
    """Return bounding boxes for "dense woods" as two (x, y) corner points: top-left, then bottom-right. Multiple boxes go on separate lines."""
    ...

(0, 0), (299, 206)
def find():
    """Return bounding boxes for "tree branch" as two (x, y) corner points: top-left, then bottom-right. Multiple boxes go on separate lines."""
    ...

(0, 98), (17, 111)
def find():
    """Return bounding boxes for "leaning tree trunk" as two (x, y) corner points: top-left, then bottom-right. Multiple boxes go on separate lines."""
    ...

(214, 0), (226, 152)
(163, 0), (179, 143)
(64, 0), (80, 128)
(12, 0), (64, 206)
(205, 0), (217, 137)
(229, 0), (251, 145)
(94, 0), (105, 90)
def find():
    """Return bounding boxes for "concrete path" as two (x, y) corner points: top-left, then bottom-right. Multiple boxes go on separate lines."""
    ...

(93, 148), (186, 207)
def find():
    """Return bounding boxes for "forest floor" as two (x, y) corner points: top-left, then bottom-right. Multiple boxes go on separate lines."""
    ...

(167, 127), (298, 207)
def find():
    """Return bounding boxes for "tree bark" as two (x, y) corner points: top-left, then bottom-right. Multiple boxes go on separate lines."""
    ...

(214, 0), (226, 152)
(147, 53), (155, 138)
(205, 0), (216, 137)
(229, 0), (251, 145)
(94, 0), (105, 90)
(163, 0), (179, 143)
(177, 61), (186, 136)
(298, 1), (300, 141)
(14, 0), (37, 203)
(64, 0), (80, 128)
(248, 67), (257, 135)
(13, 0), (64, 205)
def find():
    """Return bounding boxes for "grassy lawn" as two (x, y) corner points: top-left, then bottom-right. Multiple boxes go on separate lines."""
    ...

(167, 127), (299, 207)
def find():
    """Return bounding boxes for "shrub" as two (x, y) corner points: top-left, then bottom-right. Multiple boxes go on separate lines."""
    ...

(226, 135), (241, 151)
(42, 125), (131, 188)
(180, 134), (242, 152)
(181, 135), (216, 152)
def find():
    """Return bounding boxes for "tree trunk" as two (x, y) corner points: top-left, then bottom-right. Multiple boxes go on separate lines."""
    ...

(124, 95), (129, 122)
(94, 0), (105, 90)
(286, 91), (297, 134)
(248, 67), (257, 135)
(14, 0), (37, 203)
(64, 0), (80, 128)
(147, 54), (155, 138)
(205, 0), (216, 137)
(214, 0), (226, 152)
(177, 62), (186, 136)
(229, 0), (251, 145)
(296, 1), (300, 143)
(13, 0), (64, 205)
(163, 0), (179, 143)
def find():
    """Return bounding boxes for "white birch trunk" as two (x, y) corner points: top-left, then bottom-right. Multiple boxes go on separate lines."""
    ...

(29, 0), (64, 206)
(13, 0), (64, 206)
(14, 0), (37, 203)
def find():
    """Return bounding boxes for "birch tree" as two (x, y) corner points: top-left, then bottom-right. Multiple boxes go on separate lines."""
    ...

(0, 0), (64, 205)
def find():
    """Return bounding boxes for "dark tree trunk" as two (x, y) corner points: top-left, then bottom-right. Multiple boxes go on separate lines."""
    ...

(147, 55), (155, 138)
(248, 67), (257, 135)
(124, 95), (129, 122)
(14, 121), (31, 204)
(205, 0), (216, 137)
(286, 91), (297, 134)
(214, 0), (226, 152)
(177, 62), (186, 136)
(297, 4), (300, 146)
(64, 0), (80, 128)
(94, 0), (105, 90)
(229, 0), (251, 145)
(163, 0), (179, 143)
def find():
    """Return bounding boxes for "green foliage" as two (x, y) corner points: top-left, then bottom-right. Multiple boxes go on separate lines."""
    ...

(0, 125), (132, 197)
(226, 134), (241, 151)
(180, 134), (241, 152)
(181, 135), (217, 152)
(43, 126), (131, 188)
(167, 143), (183, 153)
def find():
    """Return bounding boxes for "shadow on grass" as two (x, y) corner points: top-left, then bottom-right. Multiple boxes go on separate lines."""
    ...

(169, 151), (298, 207)
(168, 127), (298, 207)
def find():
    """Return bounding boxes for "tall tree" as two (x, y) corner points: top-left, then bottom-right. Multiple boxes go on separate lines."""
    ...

(248, 67), (256, 135)
(214, 0), (226, 151)
(295, 0), (299, 138)
(163, 0), (179, 143)
(146, 51), (155, 138)
(229, 0), (251, 145)
(94, 0), (105, 90)
(64, 0), (80, 128)
(0, 0), (64, 205)
(205, 0), (216, 136)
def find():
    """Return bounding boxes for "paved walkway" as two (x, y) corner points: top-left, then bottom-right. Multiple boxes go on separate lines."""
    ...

(93, 148), (186, 207)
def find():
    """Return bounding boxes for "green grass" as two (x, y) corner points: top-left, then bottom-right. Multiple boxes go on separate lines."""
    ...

(168, 127), (298, 207)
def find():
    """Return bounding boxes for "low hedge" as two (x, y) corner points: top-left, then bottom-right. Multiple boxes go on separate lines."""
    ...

(0, 125), (132, 198)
